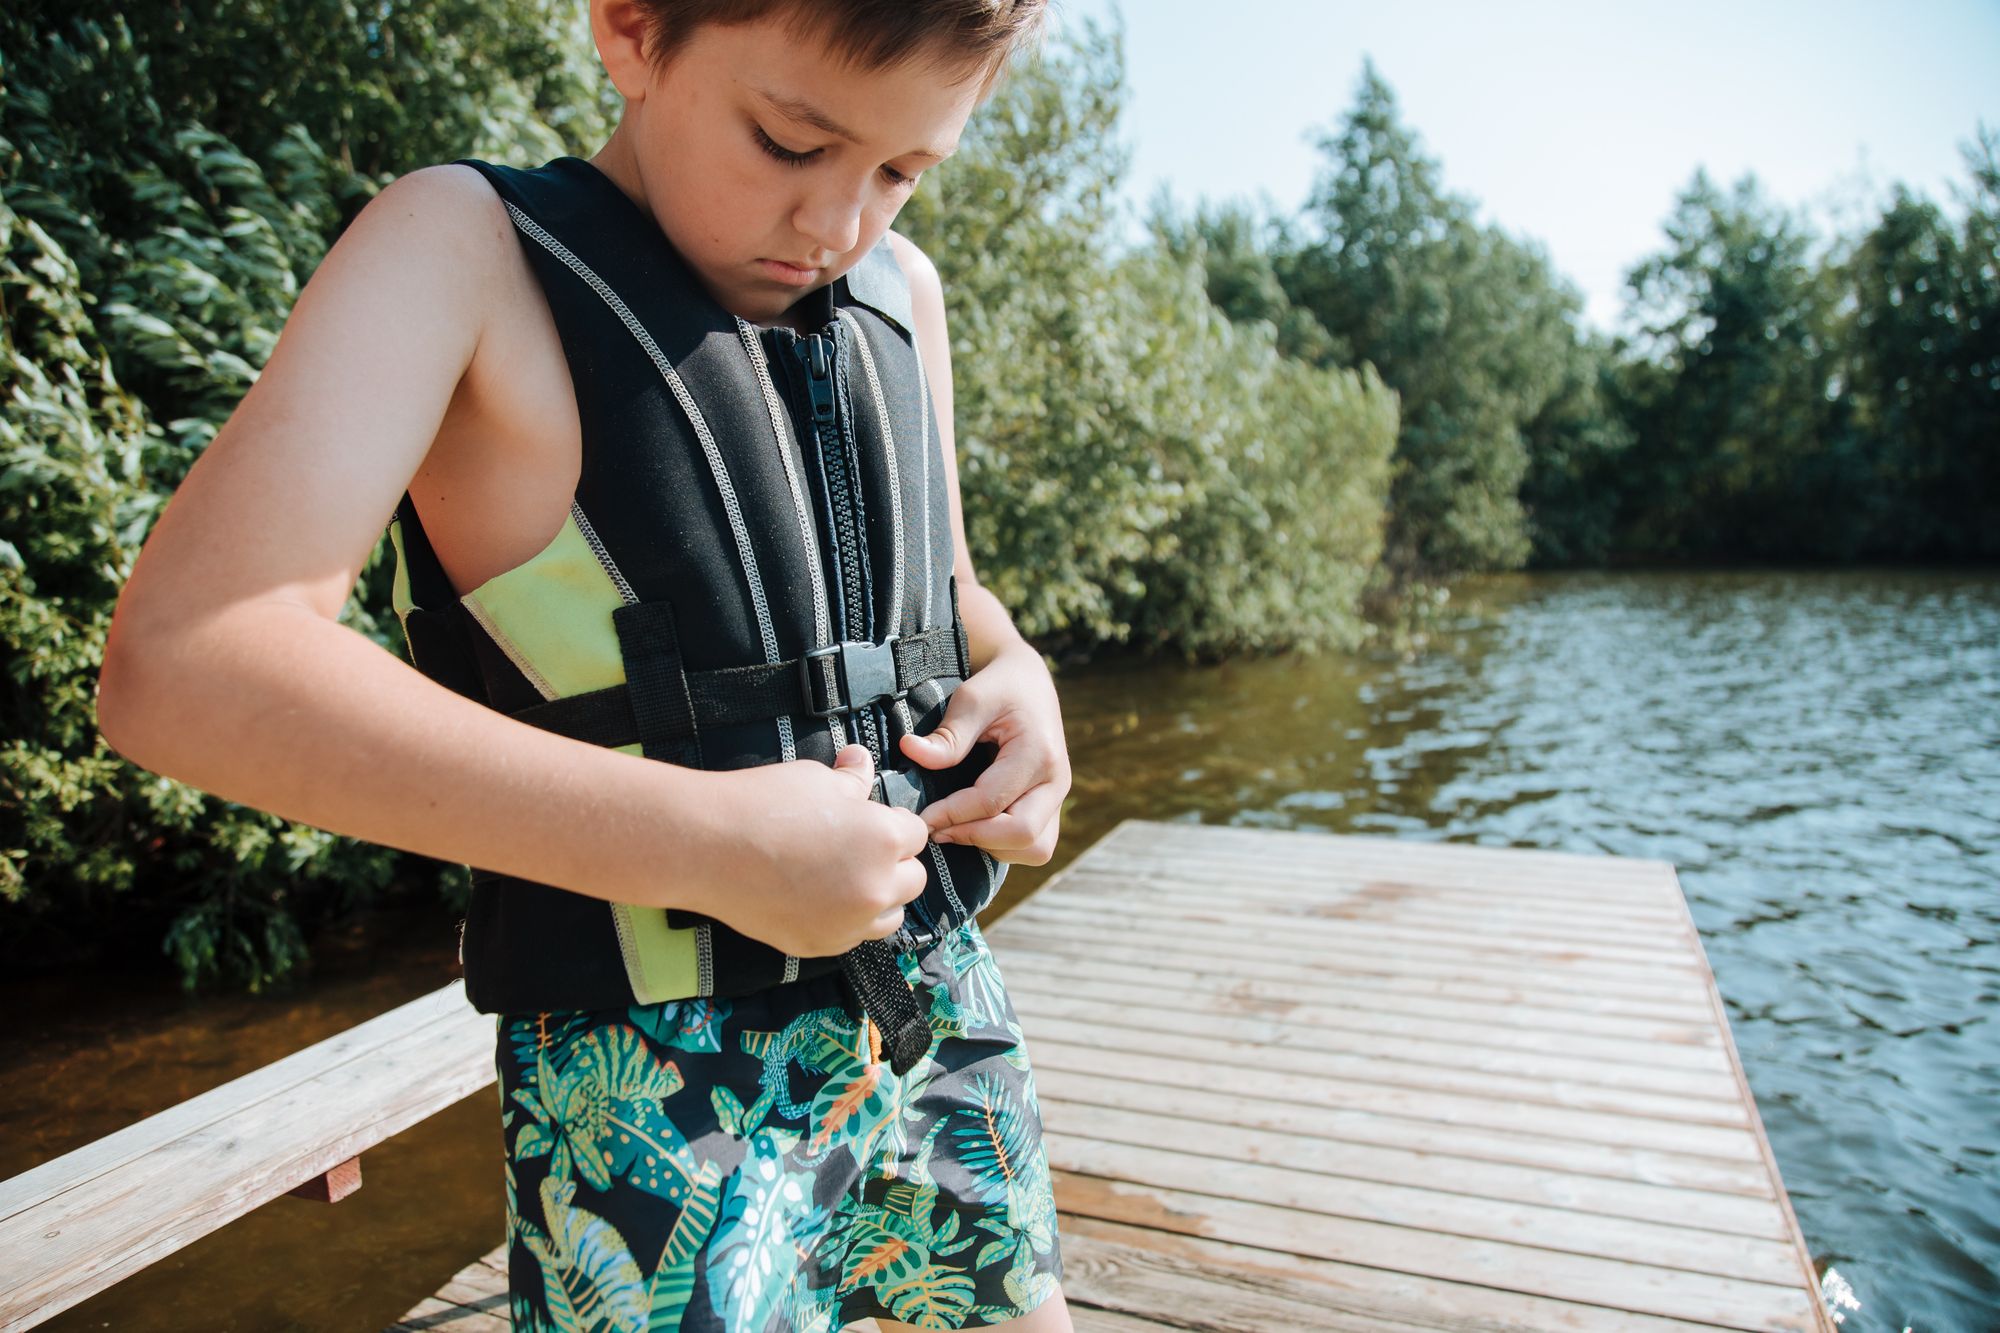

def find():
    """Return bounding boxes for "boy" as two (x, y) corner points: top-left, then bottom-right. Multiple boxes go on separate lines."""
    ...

(96, 1), (1073, 1329)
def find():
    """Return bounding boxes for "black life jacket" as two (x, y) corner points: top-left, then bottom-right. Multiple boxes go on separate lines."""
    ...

(387, 157), (1002, 1062)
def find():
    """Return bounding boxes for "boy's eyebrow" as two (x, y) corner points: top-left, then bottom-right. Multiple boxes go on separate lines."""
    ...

(753, 87), (954, 162)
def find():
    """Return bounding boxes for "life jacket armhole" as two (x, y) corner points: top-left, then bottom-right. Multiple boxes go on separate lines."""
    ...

(836, 236), (916, 342)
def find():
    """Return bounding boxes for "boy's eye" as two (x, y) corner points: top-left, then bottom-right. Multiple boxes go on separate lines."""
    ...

(754, 123), (920, 190)
(753, 124), (818, 168)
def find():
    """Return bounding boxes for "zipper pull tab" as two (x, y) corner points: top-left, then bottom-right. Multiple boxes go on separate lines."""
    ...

(803, 333), (836, 423)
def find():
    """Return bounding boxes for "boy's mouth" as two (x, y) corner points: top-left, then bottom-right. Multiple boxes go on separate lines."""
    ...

(759, 257), (825, 286)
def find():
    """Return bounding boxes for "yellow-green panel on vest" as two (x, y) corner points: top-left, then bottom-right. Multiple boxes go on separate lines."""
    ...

(460, 511), (628, 699)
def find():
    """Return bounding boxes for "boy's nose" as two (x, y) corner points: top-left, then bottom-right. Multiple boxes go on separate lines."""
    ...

(792, 185), (865, 258)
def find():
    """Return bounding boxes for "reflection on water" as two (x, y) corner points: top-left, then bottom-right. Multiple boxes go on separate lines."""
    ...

(7, 568), (1995, 1329)
(1050, 567), (2000, 1332)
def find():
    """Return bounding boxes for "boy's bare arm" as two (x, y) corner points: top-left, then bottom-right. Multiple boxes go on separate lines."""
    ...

(97, 167), (927, 954)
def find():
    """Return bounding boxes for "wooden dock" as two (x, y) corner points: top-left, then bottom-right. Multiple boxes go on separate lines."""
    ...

(394, 820), (1832, 1332)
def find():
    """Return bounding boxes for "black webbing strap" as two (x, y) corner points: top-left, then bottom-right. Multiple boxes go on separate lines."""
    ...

(843, 939), (932, 1076)
(611, 602), (702, 768)
(509, 621), (967, 748)
(948, 575), (972, 681)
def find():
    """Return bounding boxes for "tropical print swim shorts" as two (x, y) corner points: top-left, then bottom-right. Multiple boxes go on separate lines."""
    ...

(495, 916), (1064, 1331)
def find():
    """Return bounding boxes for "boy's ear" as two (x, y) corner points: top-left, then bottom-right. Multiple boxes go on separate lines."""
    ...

(590, 0), (658, 101)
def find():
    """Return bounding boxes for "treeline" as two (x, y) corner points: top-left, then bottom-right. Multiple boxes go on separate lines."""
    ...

(1175, 60), (1999, 571)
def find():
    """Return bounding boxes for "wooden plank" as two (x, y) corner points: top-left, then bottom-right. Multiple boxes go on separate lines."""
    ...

(992, 939), (1716, 1026)
(1012, 989), (1742, 1110)
(1044, 1135), (1805, 1286)
(1075, 850), (1678, 903)
(1056, 860), (1696, 924)
(1057, 1214), (1733, 1333)
(1085, 842), (1681, 902)
(385, 1246), (508, 1332)
(1027, 1035), (1761, 1160)
(1012, 899), (1709, 982)
(285, 1154), (362, 1203)
(1038, 1097), (1791, 1238)
(1033, 874), (1694, 949)
(0, 985), (483, 1219)
(1, 984), (495, 1333)
(991, 930), (1718, 1021)
(1093, 820), (1682, 884)
(992, 915), (1717, 1003)
(1052, 1170), (1822, 1331)
(1064, 1310), (1191, 1332)
(1033, 1066), (1777, 1197)
(998, 958), (1738, 1081)
(1020, 1012), (1749, 1128)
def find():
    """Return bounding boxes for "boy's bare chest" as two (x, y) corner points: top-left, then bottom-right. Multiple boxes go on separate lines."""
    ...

(410, 245), (582, 599)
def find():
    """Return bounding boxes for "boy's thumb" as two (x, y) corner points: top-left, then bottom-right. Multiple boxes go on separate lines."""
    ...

(831, 743), (875, 795)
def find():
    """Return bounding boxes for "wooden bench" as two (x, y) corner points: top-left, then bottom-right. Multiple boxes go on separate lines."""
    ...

(0, 982), (494, 1332)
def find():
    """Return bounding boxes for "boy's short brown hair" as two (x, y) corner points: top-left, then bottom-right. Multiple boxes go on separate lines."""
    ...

(633, 0), (1047, 85)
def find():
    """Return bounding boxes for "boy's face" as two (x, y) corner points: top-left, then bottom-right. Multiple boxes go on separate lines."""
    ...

(599, 9), (986, 324)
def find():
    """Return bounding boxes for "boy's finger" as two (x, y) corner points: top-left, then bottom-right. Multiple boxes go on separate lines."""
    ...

(919, 748), (1036, 833)
(933, 782), (1060, 852)
(899, 692), (992, 769)
(830, 743), (875, 797)
(891, 808), (931, 859)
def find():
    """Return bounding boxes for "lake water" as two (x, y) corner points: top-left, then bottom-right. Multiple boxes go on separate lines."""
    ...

(10, 568), (1995, 1329)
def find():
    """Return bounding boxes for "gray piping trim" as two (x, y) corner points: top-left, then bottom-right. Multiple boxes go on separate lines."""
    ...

(697, 924), (715, 996)
(912, 339), (936, 630)
(929, 842), (967, 923)
(572, 501), (638, 605)
(837, 310), (906, 637)
(781, 954), (800, 984)
(736, 319), (833, 652)
(459, 595), (556, 701)
(501, 201), (795, 762)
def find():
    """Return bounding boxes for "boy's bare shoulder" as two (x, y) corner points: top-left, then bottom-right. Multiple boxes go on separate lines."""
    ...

(333, 163), (514, 323)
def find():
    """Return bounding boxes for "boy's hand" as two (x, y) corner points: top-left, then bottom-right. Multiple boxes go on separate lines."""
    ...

(700, 745), (931, 958)
(898, 641), (1069, 865)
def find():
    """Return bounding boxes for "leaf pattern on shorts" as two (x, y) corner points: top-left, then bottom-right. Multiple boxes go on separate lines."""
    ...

(626, 995), (732, 1055)
(524, 1176), (649, 1333)
(498, 920), (1062, 1331)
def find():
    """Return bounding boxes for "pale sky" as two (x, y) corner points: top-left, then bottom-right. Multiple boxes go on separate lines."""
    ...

(1050, 0), (2000, 332)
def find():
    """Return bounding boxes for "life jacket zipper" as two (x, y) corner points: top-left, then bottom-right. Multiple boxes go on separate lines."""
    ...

(795, 330), (883, 760)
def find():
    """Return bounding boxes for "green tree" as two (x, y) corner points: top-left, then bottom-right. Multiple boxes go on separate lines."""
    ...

(1837, 130), (2000, 557)
(1612, 170), (1840, 557)
(1277, 60), (1583, 582)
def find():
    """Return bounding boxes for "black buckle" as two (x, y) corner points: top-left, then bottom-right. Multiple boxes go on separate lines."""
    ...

(802, 637), (904, 717)
(874, 767), (925, 812)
